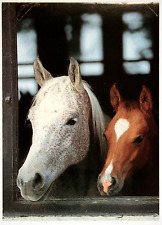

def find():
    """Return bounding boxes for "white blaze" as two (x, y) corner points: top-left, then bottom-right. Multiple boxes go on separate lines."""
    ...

(114, 118), (130, 142)
(101, 161), (113, 183)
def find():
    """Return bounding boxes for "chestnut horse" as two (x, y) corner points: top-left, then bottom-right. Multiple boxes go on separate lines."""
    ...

(97, 83), (159, 196)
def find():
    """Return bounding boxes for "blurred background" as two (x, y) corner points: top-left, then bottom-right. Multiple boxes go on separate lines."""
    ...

(17, 3), (159, 165)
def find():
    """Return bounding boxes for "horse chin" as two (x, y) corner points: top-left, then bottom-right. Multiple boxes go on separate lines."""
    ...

(108, 184), (123, 196)
(21, 193), (42, 202)
(107, 176), (124, 196)
(97, 184), (124, 197)
(20, 183), (52, 202)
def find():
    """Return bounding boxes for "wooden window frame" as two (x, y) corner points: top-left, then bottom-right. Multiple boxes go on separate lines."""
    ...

(2, 3), (159, 218)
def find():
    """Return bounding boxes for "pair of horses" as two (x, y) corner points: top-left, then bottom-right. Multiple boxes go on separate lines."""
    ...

(17, 57), (158, 201)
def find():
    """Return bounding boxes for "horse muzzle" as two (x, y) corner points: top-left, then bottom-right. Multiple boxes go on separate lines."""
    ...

(97, 174), (124, 196)
(17, 169), (48, 201)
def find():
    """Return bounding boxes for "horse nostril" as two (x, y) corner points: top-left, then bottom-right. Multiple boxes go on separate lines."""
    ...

(33, 173), (44, 190)
(111, 177), (116, 187)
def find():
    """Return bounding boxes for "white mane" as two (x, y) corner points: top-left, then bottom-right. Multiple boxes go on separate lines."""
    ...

(83, 81), (107, 157)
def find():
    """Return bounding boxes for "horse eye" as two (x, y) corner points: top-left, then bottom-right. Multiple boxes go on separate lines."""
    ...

(66, 118), (77, 126)
(133, 136), (143, 144)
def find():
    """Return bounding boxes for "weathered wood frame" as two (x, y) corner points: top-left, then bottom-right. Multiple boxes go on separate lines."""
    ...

(2, 3), (159, 218)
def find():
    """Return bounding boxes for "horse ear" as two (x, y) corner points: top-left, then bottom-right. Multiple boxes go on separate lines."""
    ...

(68, 57), (82, 90)
(139, 85), (153, 113)
(110, 83), (122, 111)
(34, 56), (53, 87)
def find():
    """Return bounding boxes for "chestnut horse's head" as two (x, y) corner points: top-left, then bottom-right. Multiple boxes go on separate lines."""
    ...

(97, 83), (157, 196)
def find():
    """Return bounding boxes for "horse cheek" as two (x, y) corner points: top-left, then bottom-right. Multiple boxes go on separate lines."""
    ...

(129, 144), (146, 172)
(117, 143), (135, 180)
(138, 141), (149, 169)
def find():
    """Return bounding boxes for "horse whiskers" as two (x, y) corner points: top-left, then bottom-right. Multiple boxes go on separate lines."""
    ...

(45, 182), (58, 200)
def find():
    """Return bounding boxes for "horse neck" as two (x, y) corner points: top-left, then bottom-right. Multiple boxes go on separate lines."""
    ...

(73, 89), (104, 182)
(89, 112), (103, 170)
(76, 100), (103, 172)
(83, 82), (107, 160)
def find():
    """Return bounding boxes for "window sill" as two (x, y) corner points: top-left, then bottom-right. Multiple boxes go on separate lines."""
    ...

(3, 196), (159, 217)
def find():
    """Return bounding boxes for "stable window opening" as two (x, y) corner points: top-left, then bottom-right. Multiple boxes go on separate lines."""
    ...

(122, 12), (153, 75)
(3, 3), (159, 218)
(65, 13), (104, 76)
